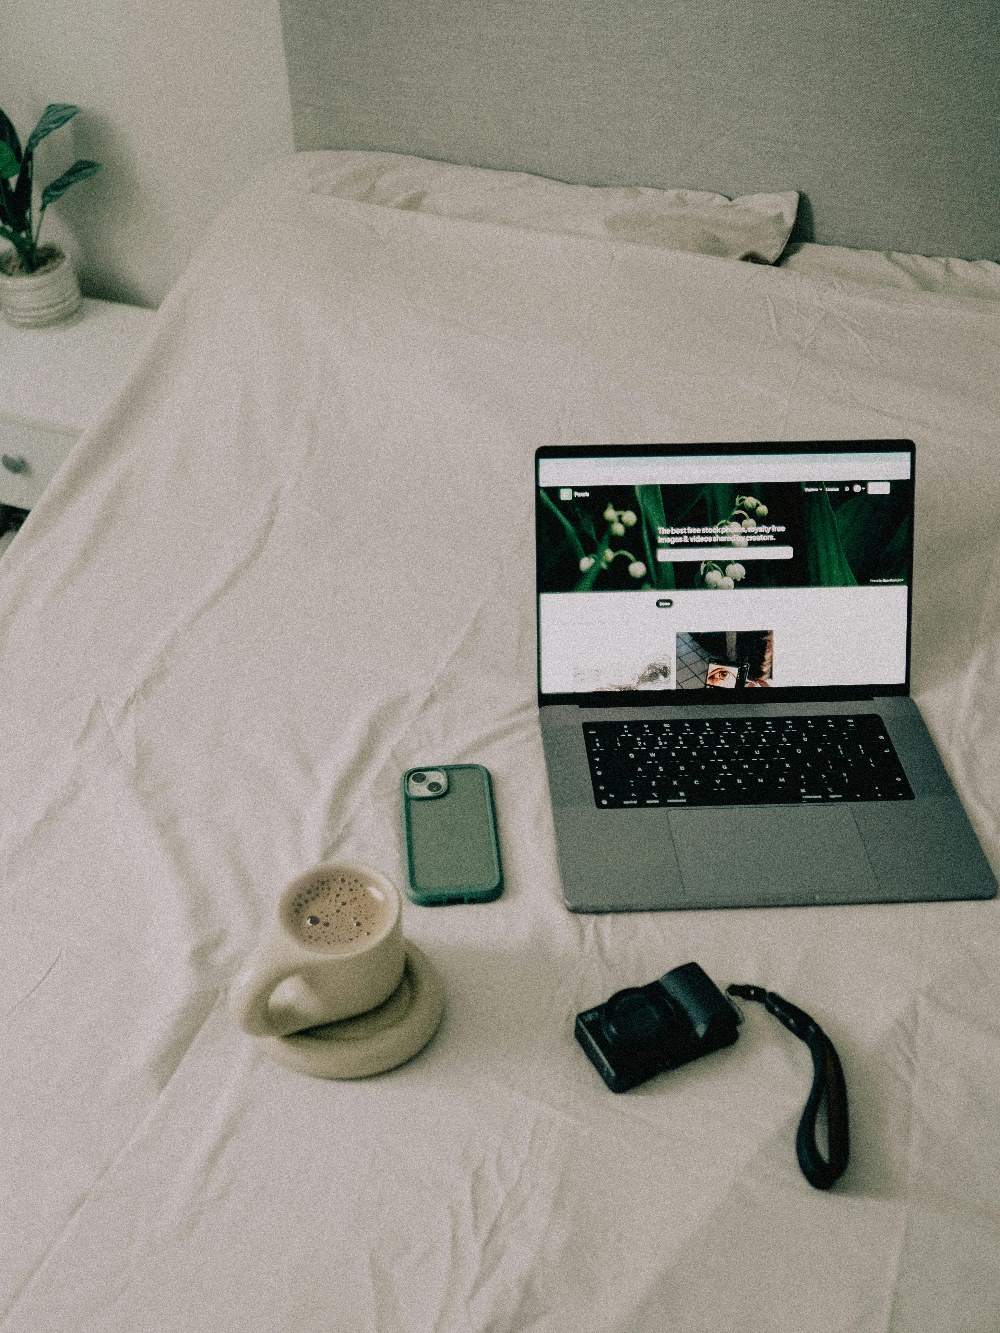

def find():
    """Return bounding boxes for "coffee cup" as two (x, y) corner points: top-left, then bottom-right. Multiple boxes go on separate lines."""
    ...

(231, 861), (406, 1038)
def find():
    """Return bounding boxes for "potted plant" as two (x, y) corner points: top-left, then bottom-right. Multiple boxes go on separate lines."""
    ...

(0, 103), (100, 327)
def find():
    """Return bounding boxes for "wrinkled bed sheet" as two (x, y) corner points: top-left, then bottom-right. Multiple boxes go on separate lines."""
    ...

(2, 160), (999, 1333)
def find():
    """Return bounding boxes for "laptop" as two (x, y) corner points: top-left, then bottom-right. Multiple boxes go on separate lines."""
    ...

(535, 440), (997, 910)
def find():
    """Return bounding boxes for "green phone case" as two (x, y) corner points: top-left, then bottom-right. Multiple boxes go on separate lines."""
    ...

(402, 764), (503, 904)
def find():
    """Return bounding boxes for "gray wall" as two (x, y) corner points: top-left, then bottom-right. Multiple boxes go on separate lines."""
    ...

(280, 0), (999, 260)
(4, 0), (293, 306)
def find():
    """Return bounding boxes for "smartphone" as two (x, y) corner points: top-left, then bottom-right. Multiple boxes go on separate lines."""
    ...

(401, 764), (503, 905)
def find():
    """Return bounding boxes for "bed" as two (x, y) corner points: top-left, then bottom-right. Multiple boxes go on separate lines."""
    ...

(3, 147), (999, 1332)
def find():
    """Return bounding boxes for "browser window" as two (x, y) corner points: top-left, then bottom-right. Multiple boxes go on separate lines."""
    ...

(536, 449), (913, 695)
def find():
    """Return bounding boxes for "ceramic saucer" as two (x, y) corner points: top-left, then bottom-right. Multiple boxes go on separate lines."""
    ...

(263, 944), (444, 1079)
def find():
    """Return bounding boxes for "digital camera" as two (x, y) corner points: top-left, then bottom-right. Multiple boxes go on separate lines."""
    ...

(575, 961), (741, 1093)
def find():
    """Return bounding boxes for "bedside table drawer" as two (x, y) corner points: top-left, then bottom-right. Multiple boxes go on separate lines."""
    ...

(0, 415), (80, 509)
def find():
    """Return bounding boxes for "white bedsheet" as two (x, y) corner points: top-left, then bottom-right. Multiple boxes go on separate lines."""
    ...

(2, 161), (999, 1332)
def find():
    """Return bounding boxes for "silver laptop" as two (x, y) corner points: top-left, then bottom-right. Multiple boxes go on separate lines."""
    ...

(536, 440), (997, 910)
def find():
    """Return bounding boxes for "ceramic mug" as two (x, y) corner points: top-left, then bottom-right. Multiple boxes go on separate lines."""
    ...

(231, 861), (406, 1038)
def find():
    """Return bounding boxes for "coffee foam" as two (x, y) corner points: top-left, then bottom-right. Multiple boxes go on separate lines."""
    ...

(287, 869), (393, 953)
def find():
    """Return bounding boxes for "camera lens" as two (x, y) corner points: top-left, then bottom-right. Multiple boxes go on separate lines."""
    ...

(602, 987), (674, 1050)
(411, 772), (426, 783)
(426, 780), (442, 793)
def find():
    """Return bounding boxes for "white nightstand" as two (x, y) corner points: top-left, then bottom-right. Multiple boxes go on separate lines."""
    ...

(1, 297), (155, 524)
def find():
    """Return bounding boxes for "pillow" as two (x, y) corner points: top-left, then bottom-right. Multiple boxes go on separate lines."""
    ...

(779, 241), (1000, 302)
(298, 151), (799, 264)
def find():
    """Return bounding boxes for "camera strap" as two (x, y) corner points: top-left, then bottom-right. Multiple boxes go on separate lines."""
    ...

(727, 984), (849, 1190)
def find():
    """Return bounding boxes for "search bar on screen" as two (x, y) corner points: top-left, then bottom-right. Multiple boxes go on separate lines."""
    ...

(657, 545), (794, 562)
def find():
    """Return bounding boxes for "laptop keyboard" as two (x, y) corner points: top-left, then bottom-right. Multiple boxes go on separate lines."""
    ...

(583, 714), (914, 808)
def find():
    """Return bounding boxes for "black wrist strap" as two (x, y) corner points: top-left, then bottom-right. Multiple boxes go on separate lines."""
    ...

(727, 984), (850, 1191)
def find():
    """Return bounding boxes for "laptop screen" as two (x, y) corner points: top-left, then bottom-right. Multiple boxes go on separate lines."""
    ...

(536, 441), (914, 702)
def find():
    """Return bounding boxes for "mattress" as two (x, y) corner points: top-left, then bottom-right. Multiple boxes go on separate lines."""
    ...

(2, 154), (999, 1332)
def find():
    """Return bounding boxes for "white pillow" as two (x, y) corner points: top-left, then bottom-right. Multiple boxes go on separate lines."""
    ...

(779, 241), (1000, 302)
(298, 151), (799, 264)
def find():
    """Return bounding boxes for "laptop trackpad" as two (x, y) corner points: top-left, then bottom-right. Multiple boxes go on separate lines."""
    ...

(668, 806), (878, 908)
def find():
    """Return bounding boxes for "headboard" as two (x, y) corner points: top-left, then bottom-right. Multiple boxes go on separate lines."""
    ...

(278, 0), (999, 262)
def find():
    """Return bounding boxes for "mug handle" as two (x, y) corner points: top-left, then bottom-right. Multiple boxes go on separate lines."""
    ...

(230, 961), (328, 1038)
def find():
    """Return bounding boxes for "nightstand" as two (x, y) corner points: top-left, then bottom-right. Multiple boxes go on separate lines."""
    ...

(1, 298), (155, 534)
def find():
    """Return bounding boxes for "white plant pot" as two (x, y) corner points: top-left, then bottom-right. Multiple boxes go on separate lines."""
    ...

(0, 246), (82, 327)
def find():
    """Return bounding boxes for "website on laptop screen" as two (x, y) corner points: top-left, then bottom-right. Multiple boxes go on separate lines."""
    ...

(536, 448), (913, 696)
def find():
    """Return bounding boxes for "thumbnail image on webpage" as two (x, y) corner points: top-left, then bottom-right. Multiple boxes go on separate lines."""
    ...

(537, 475), (912, 693)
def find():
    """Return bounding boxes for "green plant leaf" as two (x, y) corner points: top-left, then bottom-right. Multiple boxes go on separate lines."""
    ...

(633, 484), (674, 589)
(0, 221), (34, 267)
(834, 491), (911, 584)
(699, 483), (738, 527)
(0, 141), (18, 179)
(26, 103), (79, 155)
(538, 489), (586, 563)
(40, 158), (100, 208)
(800, 486), (857, 586)
(0, 107), (22, 161)
(11, 157), (32, 232)
(880, 514), (911, 581)
(0, 129), (19, 231)
(0, 171), (17, 229)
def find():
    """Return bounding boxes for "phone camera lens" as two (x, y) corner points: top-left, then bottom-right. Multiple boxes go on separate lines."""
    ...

(411, 772), (426, 783)
(426, 781), (442, 793)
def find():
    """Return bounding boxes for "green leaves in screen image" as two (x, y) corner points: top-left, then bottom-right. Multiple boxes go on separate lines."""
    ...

(800, 487), (857, 586)
(833, 491), (910, 584)
(633, 484), (673, 590)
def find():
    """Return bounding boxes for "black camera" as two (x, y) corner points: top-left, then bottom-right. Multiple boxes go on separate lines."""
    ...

(575, 962), (741, 1092)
